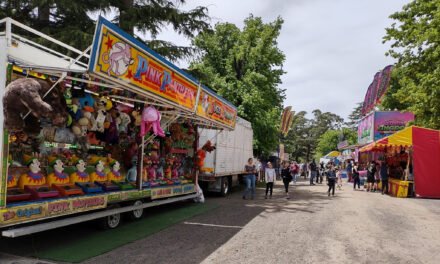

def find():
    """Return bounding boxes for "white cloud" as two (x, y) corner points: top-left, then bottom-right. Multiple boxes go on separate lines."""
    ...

(135, 0), (410, 120)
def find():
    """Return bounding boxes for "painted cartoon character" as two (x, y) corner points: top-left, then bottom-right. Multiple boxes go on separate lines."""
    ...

(102, 42), (134, 76)
(18, 155), (46, 189)
(47, 157), (70, 186)
(201, 93), (210, 114)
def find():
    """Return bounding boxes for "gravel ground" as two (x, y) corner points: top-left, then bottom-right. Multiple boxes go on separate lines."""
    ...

(2, 178), (440, 264)
(202, 180), (440, 264)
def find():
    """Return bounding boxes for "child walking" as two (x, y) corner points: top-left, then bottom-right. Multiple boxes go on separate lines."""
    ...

(265, 162), (275, 199)
(336, 167), (343, 190)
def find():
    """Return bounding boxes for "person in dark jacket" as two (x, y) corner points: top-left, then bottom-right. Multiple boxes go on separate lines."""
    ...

(281, 162), (292, 199)
(352, 162), (361, 190)
(326, 164), (337, 196)
(366, 161), (377, 192)
(380, 161), (389, 195)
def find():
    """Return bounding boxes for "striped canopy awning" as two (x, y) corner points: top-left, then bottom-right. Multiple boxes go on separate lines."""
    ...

(359, 126), (413, 152)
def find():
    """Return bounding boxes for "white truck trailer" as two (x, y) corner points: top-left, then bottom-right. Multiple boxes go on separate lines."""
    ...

(198, 117), (253, 196)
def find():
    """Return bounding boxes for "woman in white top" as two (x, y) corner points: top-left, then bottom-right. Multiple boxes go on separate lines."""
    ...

(265, 162), (276, 199)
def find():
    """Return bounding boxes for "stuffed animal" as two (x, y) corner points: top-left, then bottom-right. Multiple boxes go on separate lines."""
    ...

(140, 106), (165, 137)
(82, 107), (98, 131)
(95, 109), (107, 133)
(97, 97), (113, 111)
(116, 111), (131, 133)
(3, 78), (68, 133)
(169, 123), (184, 141)
(131, 110), (142, 126)
(78, 93), (95, 110)
(196, 141), (216, 169)
(53, 128), (76, 143)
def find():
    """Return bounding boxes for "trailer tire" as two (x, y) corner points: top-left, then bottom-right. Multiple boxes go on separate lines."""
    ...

(128, 200), (144, 220)
(220, 176), (230, 197)
(98, 205), (121, 230)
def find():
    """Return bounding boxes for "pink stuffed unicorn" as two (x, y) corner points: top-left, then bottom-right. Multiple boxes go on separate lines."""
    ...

(140, 106), (165, 137)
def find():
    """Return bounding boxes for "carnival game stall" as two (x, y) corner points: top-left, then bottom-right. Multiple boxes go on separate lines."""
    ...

(359, 126), (440, 198)
(0, 17), (237, 234)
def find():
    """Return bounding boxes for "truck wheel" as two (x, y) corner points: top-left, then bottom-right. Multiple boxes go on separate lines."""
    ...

(220, 177), (230, 197)
(98, 205), (121, 230)
(128, 200), (144, 220)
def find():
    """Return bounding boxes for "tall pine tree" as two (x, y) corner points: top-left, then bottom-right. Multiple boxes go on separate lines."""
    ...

(0, 0), (210, 61)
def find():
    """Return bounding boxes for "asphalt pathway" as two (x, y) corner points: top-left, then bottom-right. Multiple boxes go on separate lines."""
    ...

(1, 178), (440, 264)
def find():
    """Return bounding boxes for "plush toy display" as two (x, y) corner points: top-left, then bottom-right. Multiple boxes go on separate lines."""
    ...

(47, 156), (70, 186)
(19, 154), (60, 199)
(140, 106), (165, 137)
(6, 158), (32, 202)
(69, 158), (90, 183)
(70, 157), (103, 194)
(18, 155), (46, 189)
(89, 157), (107, 183)
(47, 156), (83, 196)
(107, 158), (124, 182)
(3, 78), (68, 133)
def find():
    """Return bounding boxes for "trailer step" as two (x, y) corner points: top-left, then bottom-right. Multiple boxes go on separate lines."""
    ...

(2, 193), (198, 238)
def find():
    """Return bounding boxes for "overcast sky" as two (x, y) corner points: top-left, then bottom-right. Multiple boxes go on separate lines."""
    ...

(135, 0), (410, 120)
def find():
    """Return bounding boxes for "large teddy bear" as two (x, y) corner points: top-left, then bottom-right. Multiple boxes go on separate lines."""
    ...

(3, 78), (68, 134)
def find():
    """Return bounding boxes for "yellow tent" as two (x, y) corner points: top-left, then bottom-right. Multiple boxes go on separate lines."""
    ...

(324, 151), (341, 158)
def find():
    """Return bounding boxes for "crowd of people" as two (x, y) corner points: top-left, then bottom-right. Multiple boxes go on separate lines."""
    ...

(241, 157), (392, 200)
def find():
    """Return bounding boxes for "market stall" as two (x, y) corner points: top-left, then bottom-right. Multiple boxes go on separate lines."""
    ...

(359, 126), (440, 198)
(0, 17), (237, 231)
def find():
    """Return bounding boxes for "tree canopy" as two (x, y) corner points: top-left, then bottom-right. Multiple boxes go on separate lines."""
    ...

(0, 0), (210, 61)
(190, 15), (286, 155)
(282, 110), (344, 162)
(315, 128), (357, 158)
(383, 0), (440, 129)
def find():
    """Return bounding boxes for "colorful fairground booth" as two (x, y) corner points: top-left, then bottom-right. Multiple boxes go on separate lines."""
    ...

(359, 126), (440, 198)
(0, 17), (237, 233)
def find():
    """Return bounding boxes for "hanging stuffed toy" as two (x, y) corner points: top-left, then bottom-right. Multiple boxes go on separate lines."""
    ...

(196, 140), (216, 169)
(140, 106), (165, 137)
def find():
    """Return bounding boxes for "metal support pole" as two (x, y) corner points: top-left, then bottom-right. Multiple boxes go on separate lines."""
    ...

(0, 35), (9, 208)
(139, 136), (145, 191)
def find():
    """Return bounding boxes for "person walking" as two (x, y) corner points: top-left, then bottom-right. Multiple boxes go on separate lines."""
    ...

(327, 164), (337, 196)
(281, 162), (292, 199)
(290, 161), (299, 184)
(366, 161), (377, 192)
(380, 161), (389, 195)
(346, 161), (353, 182)
(242, 158), (257, 200)
(336, 166), (343, 190)
(309, 160), (317, 185)
(265, 162), (276, 199)
(353, 162), (361, 190)
(302, 162), (308, 179)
